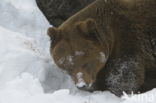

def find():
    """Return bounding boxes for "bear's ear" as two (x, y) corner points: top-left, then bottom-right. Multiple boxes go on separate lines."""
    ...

(47, 27), (58, 39)
(76, 18), (99, 41)
(76, 18), (97, 34)
(47, 27), (61, 47)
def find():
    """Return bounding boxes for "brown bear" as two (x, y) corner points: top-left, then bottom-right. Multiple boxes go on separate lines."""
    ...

(47, 0), (156, 96)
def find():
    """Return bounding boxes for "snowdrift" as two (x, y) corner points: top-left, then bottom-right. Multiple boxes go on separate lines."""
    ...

(0, 0), (155, 103)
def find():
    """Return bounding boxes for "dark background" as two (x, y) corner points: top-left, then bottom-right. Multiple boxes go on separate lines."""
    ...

(36, 0), (94, 27)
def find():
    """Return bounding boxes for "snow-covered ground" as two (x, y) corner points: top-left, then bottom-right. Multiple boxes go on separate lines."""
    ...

(0, 0), (155, 103)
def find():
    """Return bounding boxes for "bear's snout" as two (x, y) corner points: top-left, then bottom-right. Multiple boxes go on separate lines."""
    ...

(75, 72), (95, 92)
(77, 85), (94, 92)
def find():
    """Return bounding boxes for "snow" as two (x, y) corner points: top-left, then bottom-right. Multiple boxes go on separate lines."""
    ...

(105, 59), (138, 94)
(99, 52), (106, 63)
(58, 57), (65, 65)
(75, 51), (85, 56)
(0, 0), (155, 103)
(66, 55), (74, 65)
(76, 72), (87, 88)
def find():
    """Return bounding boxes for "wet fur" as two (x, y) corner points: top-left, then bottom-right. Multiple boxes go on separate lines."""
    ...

(48, 0), (156, 96)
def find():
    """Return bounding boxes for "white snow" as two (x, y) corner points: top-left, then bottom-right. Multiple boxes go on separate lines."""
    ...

(99, 52), (107, 63)
(58, 57), (65, 65)
(66, 55), (74, 65)
(58, 56), (74, 65)
(0, 0), (156, 103)
(75, 51), (85, 56)
(76, 72), (87, 88)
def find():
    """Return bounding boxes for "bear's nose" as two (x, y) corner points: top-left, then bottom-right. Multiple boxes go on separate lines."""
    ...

(77, 85), (94, 92)
(77, 85), (87, 90)
(77, 85), (88, 91)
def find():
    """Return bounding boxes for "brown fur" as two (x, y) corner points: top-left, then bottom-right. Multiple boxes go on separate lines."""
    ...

(48, 0), (156, 96)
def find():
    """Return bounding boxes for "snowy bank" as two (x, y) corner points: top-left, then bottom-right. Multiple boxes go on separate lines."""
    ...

(0, 0), (155, 103)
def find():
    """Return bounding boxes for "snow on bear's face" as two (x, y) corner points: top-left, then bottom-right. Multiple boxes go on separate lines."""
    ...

(48, 19), (107, 91)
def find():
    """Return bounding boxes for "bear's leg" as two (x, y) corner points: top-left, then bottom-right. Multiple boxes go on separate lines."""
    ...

(139, 25), (156, 92)
(140, 78), (156, 93)
(139, 67), (156, 92)
(94, 56), (145, 96)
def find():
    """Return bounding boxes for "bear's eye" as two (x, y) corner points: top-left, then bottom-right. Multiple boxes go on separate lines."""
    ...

(82, 30), (100, 42)
(87, 32), (98, 41)
(57, 47), (65, 54)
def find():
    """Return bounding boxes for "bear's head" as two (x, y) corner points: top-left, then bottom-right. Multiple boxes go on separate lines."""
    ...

(48, 18), (107, 91)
